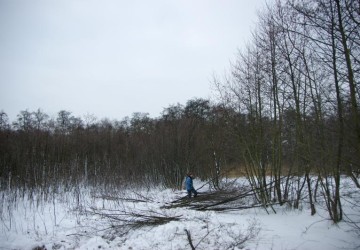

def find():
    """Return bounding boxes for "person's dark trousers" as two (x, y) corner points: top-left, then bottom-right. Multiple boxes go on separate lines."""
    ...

(187, 188), (197, 198)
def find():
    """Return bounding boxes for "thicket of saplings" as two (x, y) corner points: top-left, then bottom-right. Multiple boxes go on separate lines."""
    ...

(1, 0), (360, 226)
(212, 0), (360, 224)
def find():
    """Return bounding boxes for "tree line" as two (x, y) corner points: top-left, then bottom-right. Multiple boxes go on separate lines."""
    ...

(0, 0), (359, 223)
(0, 100), (239, 192)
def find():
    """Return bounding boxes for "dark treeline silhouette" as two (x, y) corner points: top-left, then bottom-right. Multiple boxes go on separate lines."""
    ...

(0, 100), (239, 192)
(0, 0), (359, 224)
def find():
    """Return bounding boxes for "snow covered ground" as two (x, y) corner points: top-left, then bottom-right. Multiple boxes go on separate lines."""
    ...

(1, 178), (359, 250)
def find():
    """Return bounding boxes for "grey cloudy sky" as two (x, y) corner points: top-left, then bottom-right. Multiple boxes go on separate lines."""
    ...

(0, 0), (265, 122)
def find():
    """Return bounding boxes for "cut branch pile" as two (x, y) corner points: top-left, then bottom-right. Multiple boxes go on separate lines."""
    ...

(163, 183), (279, 212)
(87, 207), (182, 230)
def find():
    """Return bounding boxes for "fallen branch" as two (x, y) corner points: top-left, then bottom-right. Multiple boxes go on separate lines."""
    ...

(92, 195), (148, 203)
(184, 229), (196, 250)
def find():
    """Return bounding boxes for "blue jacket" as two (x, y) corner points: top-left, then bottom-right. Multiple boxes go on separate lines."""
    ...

(185, 176), (193, 190)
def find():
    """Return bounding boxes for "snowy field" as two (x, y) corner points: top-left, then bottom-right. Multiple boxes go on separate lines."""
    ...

(1, 177), (359, 250)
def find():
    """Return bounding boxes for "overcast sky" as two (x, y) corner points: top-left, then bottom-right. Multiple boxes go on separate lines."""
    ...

(0, 0), (265, 122)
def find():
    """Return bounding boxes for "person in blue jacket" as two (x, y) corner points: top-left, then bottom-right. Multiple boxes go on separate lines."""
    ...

(185, 172), (197, 198)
